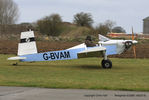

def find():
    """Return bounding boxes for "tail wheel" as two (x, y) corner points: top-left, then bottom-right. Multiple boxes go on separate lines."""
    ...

(12, 62), (18, 66)
(101, 59), (112, 69)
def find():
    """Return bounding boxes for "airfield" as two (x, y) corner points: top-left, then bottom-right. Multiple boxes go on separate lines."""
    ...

(0, 39), (149, 92)
(0, 54), (149, 91)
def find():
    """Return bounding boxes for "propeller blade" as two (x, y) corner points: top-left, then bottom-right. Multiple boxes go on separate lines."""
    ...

(132, 27), (136, 58)
(133, 45), (136, 58)
(132, 27), (135, 40)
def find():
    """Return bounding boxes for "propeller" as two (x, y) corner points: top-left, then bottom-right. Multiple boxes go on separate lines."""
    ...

(132, 27), (136, 58)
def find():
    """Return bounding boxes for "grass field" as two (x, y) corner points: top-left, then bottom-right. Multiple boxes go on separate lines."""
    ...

(0, 54), (149, 91)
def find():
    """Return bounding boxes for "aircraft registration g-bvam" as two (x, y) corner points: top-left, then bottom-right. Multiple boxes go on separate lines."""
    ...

(8, 30), (138, 69)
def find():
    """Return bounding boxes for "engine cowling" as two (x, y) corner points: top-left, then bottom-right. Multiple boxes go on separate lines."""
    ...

(125, 41), (133, 50)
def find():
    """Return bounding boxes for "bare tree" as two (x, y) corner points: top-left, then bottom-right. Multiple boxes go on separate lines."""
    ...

(95, 20), (116, 35)
(95, 24), (110, 35)
(104, 20), (116, 32)
(0, 0), (19, 24)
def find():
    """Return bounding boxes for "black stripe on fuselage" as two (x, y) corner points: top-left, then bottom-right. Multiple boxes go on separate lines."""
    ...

(20, 37), (35, 43)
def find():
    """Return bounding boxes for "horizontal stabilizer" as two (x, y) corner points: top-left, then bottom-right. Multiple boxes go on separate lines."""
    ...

(8, 56), (26, 60)
(99, 34), (110, 42)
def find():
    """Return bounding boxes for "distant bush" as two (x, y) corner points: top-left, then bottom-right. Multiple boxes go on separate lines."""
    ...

(112, 26), (126, 33)
(73, 12), (93, 28)
(37, 14), (63, 36)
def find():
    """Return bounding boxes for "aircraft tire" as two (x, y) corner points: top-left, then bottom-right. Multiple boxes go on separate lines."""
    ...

(12, 62), (18, 66)
(101, 59), (112, 69)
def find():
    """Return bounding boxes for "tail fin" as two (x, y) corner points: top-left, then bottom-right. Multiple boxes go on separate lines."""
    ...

(18, 31), (38, 56)
(99, 34), (110, 42)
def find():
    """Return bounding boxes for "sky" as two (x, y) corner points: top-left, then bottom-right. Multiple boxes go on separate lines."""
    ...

(13, 0), (149, 33)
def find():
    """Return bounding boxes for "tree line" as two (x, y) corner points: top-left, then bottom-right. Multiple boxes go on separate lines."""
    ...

(36, 12), (126, 36)
(0, 0), (126, 36)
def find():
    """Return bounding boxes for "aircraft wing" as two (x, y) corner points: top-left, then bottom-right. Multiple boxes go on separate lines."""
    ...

(8, 56), (26, 60)
(77, 46), (106, 58)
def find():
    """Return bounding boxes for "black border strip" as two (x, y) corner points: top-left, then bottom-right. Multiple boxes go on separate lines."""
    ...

(20, 37), (35, 43)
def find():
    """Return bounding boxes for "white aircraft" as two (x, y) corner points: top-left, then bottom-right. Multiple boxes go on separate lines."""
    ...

(8, 30), (138, 69)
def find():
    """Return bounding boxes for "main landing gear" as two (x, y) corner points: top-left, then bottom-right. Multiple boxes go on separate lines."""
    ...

(101, 59), (112, 69)
(101, 52), (112, 69)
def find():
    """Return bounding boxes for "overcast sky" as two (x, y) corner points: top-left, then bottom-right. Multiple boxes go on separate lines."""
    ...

(14, 0), (149, 33)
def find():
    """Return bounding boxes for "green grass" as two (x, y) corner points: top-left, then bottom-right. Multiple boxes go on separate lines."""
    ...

(0, 54), (149, 91)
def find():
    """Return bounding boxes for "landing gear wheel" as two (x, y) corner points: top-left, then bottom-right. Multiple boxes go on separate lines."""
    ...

(101, 59), (112, 69)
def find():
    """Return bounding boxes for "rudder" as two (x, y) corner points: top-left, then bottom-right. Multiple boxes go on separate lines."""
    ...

(18, 30), (38, 56)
